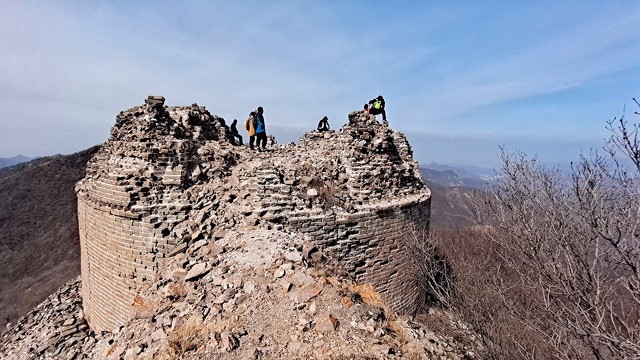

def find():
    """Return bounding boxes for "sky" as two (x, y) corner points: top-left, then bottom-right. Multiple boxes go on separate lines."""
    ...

(1, 1), (639, 167)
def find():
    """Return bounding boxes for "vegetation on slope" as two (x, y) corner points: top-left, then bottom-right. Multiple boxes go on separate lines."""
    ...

(416, 102), (640, 359)
(0, 146), (100, 329)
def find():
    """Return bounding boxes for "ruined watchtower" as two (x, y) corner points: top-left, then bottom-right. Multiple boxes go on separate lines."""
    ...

(76, 97), (430, 331)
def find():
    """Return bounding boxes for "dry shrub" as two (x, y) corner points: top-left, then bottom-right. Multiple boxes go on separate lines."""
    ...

(308, 177), (342, 209)
(415, 309), (470, 348)
(427, 227), (553, 358)
(424, 101), (640, 359)
(163, 315), (208, 358)
(401, 224), (455, 308)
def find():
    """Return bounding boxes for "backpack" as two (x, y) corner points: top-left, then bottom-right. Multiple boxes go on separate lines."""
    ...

(373, 100), (382, 110)
(244, 115), (256, 136)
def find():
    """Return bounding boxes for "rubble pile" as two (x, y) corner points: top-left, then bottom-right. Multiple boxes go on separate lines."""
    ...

(0, 279), (93, 359)
(1, 229), (477, 359)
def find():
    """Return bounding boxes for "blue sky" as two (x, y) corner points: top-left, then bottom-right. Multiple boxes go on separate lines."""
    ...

(1, 1), (639, 166)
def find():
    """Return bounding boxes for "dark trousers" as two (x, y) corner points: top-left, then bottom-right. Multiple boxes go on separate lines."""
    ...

(256, 132), (267, 149)
(370, 108), (386, 121)
(232, 133), (243, 145)
(249, 135), (256, 149)
(369, 108), (387, 121)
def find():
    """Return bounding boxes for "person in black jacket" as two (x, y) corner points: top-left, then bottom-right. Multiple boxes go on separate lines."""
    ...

(317, 116), (330, 132)
(368, 95), (387, 124)
(230, 119), (243, 145)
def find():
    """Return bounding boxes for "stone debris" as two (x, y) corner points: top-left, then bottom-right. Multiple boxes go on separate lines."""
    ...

(1, 228), (479, 359)
(0, 279), (94, 360)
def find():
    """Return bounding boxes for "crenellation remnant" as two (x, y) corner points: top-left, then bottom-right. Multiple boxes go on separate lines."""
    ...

(76, 97), (431, 332)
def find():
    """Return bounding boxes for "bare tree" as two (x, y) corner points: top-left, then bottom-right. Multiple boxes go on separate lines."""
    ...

(475, 100), (640, 359)
(402, 223), (455, 309)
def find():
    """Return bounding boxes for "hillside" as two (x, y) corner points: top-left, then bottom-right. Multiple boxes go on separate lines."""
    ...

(421, 164), (494, 190)
(0, 146), (100, 329)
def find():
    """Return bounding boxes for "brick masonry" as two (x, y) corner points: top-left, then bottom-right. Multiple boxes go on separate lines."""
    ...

(76, 97), (431, 332)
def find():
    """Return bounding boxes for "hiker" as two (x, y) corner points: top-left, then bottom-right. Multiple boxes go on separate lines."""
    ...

(230, 119), (243, 145)
(255, 106), (267, 151)
(244, 110), (257, 150)
(368, 95), (387, 124)
(317, 116), (330, 132)
(363, 104), (370, 114)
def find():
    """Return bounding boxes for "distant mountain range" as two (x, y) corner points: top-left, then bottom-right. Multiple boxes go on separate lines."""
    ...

(0, 155), (35, 169)
(421, 163), (497, 189)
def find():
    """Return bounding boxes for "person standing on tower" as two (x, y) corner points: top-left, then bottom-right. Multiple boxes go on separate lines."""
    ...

(255, 106), (267, 151)
(244, 110), (257, 150)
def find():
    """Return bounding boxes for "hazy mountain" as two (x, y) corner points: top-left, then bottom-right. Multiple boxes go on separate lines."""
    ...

(421, 163), (495, 190)
(0, 146), (100, 329)
(0, 155), (35, 169)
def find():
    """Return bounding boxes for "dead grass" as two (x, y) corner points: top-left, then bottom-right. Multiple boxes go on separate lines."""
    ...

(155, 315), (240, 359)
(346, 283), (412, 346)
(402, 341), (428, 360)
(160, 315), (208, 358)
(386, 319), (409, 344)
(207, 316), (238, 334)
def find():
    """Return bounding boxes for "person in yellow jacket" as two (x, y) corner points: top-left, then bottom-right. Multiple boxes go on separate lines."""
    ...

(244, 110), (257, 150)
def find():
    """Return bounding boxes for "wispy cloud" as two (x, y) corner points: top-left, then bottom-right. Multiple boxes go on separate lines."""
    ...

(413, 6), (640, 132)
(0, 1), (638, 164)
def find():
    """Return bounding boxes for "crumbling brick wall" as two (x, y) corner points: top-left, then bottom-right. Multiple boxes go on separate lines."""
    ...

(77, 97), (431, 332)
(287, 197), (431, 314)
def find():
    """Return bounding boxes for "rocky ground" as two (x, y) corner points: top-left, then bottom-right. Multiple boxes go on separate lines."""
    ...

(1, 227), (478, 359)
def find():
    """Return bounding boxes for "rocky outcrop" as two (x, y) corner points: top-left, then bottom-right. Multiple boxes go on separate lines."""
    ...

(75, 97), (431, 332)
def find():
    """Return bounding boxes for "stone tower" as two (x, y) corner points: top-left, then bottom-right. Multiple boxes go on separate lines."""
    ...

(76, 97), (431, 332)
